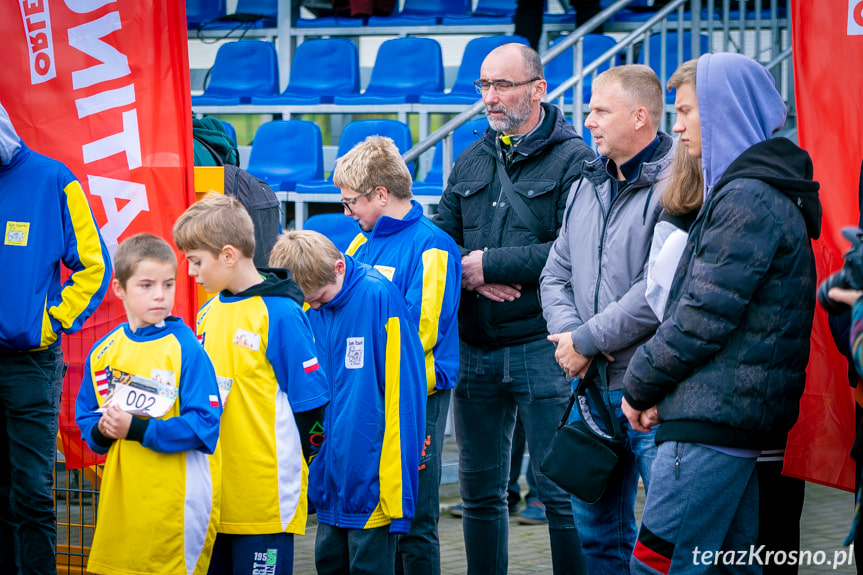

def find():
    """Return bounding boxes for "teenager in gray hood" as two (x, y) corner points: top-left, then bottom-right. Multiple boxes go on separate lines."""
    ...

(623, 53), (821, 575)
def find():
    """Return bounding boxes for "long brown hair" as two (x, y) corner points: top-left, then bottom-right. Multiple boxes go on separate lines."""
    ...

(661, 143), (703, 216)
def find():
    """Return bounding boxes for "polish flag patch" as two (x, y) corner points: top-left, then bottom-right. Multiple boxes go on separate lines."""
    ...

(209, 395), (220, 407)
(94, 368), (110, 397)
(303, 357), (320, 373)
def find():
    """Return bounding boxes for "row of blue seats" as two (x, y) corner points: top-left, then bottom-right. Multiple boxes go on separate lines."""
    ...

(243, 117), (491, 194)
(191, 31), (707, 109)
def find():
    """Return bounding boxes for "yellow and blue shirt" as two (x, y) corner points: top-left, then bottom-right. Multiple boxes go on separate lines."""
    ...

(0, 138), (111, 352)
(196, 270), (330, 535)
(346, 200), (461, 394)
(75, 317), (222, 575)
(306, 257), (426, 533)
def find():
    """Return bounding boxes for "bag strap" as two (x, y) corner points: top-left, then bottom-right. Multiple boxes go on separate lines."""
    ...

(193, 133), (225, 167)
(575, 359), (623, 440)
(495, 157), (553, 244)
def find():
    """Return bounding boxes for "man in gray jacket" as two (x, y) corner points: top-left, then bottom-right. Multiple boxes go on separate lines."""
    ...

(540, 64), (674, 575)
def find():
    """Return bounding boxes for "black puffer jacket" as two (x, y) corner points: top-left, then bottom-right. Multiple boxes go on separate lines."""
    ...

(434, 103), (594, 350)
(623, 138), (822, 448)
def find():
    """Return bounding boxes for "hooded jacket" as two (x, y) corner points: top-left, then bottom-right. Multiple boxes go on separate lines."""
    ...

(196, 269), (331, 535)
(540, 133), (675, 391)
(623, 53), (821, 448)
(305, 257), (426, 534)
(347, 200), (461, 394)
(434, 103), (595, 350)
(0, 102), (111, 352)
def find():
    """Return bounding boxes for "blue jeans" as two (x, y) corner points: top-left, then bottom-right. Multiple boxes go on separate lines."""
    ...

(0, 346), (65, 575)
(569, 387), (657, 575)
(396, 388), (451, 575)
(631, 442), (758, 575)
(208, 533), (294, 575)
(316, 523), (397, 575)
(454, 339), (585, 575)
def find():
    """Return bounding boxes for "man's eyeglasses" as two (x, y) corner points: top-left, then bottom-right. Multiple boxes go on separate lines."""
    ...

(340, 188), (376, 214)
(473, 78), (541, 95)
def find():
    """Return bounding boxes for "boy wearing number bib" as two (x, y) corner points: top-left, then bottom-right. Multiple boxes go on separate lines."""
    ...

(76, 233), (223, 575)
(173, 194), (330, 575)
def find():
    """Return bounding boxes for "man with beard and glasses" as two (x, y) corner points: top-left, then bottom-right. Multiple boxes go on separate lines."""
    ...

(434, 43), (594, 575)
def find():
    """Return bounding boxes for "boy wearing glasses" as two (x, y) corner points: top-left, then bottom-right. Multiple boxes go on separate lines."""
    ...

(268, 230), (427, 575)
(435, 42), (594, 575)
(336, 135), (461, 575)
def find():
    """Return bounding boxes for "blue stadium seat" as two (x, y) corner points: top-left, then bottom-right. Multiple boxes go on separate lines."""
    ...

(419, 35), (529, 105)
(195, 0), (277, 30)
(302, 213), (362, 252)
(413, 117), (488, 195)
(251, 39), (359, 105)
(441, 0), (514, 24)
(192, 40), (279, 106)
(220, 120), (238, 146)
(368, 0), (469, 26)
(637, 32), (709, 101)
(186, 0), (227, 28)
(246, 120), (323, 191)
(295, 119), (414, 196)
(333, 38), (444, 105)
(545, 34), (619, 104)
(296, 15), (367, 27)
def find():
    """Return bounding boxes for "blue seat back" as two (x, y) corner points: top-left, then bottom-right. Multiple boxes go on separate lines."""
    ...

(187, 0), (227, 25)
(474, 0), (517, 15)
(364, 38), (444, 97)
(400, 0), (469, 16)
(287, 39), (359, 96)
(545, 34), (618, 103)
(422, 117), (488, 185)
(247, 120), (323, 190)
(203, 40), (279, 99)
(637, 32), (709, 99)
(220, 120), (238, 145)
(235, 0), (277, 18)
(449, 35), (529, 95)
(336, 119), (414, 178)
(303, 214), (362, 253)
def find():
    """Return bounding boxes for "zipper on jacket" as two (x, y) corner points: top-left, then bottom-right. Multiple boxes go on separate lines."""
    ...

(593, 181), (620, 314)
(323, 309), (339, 527)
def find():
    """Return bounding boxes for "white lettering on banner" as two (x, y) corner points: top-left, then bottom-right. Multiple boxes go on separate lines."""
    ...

(75, 84), (135, 118)
(88, 176), (149, 255)
(850, 0), (863, 35)
(20, 0), (57, 84)
(65, 3), (148, 250)
(67, 11), (130, 89)
(82, 109), (142, 168)
(64, 0), (116, 14)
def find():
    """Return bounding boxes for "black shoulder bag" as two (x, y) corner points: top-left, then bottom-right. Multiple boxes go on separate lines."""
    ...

(495, 157), (553, 244)
(540, 360), (625, 504)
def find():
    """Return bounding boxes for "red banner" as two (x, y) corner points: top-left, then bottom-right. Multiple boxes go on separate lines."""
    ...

(784, 0), (863, 491)
(0, 1), (194, 468)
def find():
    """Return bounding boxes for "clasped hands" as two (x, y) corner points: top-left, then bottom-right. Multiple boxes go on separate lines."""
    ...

(547, 330), (659, 432)
(461, 250), (521, 303)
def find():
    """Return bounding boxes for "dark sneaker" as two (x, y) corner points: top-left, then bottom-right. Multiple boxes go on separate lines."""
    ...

(449, 503), (463, 518)
(516, 499), (548, 525)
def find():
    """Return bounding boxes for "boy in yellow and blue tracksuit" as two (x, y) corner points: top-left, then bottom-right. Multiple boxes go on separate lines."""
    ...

(173, 193), (330, 575)
(339, 135), (461, 574)
(269, 230), (426, 575)
(76, 233), (222, 575)
(0, 100), (111, 574)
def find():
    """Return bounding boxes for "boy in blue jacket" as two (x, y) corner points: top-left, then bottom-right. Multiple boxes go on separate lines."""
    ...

(76, 233), (222, 575)
(268, 230), (426, 575)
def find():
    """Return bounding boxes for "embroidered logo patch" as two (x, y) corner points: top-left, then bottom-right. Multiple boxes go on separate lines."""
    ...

(232, 329), (261, 351)
(345, 337), (364, 369)
(373, 265), (396, 281)
(5, 222), (30, 246)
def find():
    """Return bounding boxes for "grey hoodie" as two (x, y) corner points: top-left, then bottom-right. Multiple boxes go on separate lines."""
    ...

(0, 101), (22, 165)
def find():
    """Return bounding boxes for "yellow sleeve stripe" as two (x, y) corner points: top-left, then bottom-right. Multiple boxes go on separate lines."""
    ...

(47, 180), (108, 333)
(378, 316), (404, 520)
(345, 233), (367, 256)
(419, 249), (448, 394)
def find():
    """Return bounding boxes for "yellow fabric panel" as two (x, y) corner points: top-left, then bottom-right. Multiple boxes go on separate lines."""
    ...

(363, 501), (394, 530)
(419, 248), (448, 394)
(46, 180), (108, 336)
(345, 232), (367, 256)
(39, 297), (57, 349)
(378, 316), (404, 520)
